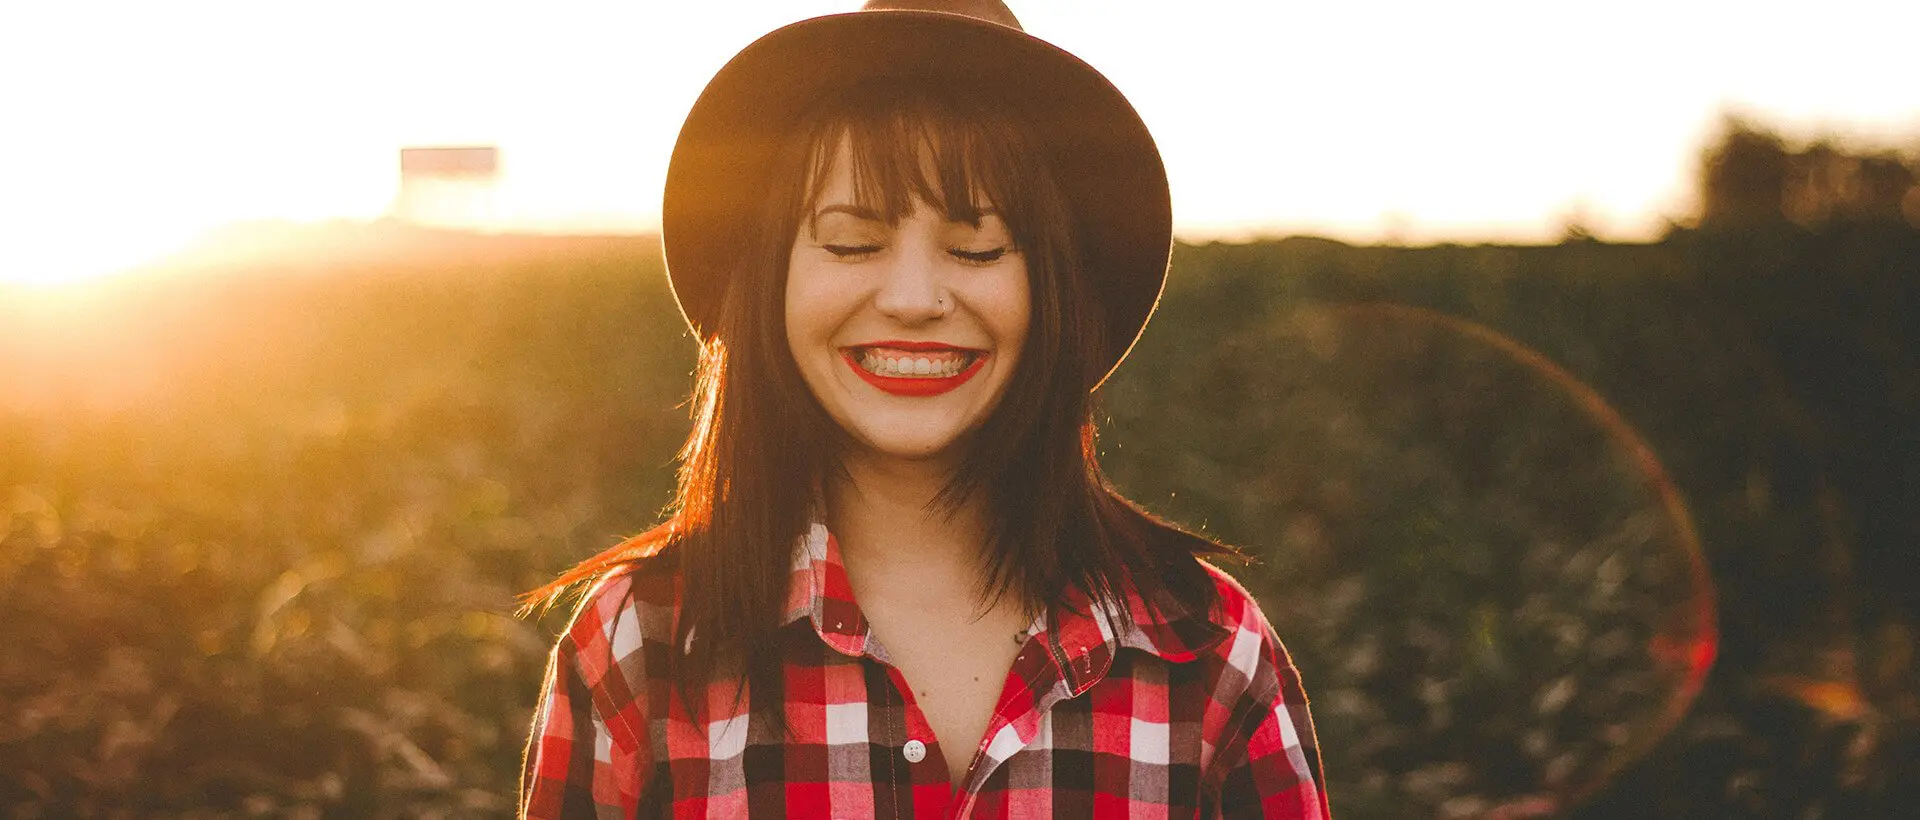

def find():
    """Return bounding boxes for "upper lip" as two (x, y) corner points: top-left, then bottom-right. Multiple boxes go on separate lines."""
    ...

(846, 339), (985, 353)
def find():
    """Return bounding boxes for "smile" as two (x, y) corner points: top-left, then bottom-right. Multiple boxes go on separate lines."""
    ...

(841, 342), (988, 397)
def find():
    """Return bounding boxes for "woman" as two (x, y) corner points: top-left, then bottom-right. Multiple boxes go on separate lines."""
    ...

(521, 3), (1328, 817)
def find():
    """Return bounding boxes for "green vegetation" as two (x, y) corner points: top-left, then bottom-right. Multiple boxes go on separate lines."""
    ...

(1109, 225), (1920, 817)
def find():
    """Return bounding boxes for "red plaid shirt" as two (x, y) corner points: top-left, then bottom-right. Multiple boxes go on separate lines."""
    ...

(521, 524), (1328, 818)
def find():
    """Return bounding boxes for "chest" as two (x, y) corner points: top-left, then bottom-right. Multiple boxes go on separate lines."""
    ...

(861, 593), (1030, 782)
(646, 638), (1220, 818)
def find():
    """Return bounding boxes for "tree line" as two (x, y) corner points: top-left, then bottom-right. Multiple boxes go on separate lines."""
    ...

(1698, 114), (1919, 229)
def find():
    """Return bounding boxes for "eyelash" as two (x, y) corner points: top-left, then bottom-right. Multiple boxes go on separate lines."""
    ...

(951, 248), (1007, 264)
(822, 244), (1010, 264)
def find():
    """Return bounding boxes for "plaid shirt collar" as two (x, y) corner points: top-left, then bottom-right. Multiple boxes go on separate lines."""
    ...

(781, 522), (1231, 697)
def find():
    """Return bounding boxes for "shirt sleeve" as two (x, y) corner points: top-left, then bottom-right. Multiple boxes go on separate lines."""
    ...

(1209, 619), (1331, 818)
(520, 577), (654, 819)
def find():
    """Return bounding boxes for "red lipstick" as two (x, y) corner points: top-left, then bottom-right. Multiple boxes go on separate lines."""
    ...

(842, 342), (988, 397)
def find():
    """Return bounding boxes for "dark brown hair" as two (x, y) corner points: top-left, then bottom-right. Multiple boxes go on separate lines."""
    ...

(526, 81), (1231, 714)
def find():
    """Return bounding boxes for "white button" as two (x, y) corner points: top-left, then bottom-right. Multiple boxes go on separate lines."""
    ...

(902, 739), (927, 763)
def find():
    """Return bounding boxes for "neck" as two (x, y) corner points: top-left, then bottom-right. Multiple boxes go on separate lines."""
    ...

(825, 449), (992, 586)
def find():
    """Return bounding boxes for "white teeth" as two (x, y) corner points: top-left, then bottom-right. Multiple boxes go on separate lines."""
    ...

(856, 349), (972, 378)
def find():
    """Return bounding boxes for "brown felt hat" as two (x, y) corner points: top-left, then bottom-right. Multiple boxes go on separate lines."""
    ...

(662, 1), (1171, 387)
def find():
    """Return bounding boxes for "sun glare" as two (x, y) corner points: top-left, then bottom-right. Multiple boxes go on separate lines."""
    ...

(0, 0), (1910, 275)
(0, 220), (203, 290)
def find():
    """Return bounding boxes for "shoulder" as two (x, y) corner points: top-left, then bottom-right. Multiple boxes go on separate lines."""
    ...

(1190, 561), (1328, 813)
(564, 546), (680, 638)
(547, 547), (681, 751)
(523, 553), (678, 813)
(564, 549), (679, 645)
(1186, 559), (1301, 684)
(1199, 561), (1289, 654)
(554, 548), (681, 694)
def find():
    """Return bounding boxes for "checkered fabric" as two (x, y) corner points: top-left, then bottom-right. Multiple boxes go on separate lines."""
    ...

(521, 524), (1329, 818)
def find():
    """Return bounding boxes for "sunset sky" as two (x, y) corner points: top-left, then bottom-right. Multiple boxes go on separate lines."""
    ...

(2, 0), (1917, 285)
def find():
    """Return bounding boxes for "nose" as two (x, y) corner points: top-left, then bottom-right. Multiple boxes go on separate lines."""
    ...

(871, 237), (948, 325)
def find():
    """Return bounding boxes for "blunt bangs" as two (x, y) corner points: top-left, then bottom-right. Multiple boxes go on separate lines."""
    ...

(796, 82), (1042, 249)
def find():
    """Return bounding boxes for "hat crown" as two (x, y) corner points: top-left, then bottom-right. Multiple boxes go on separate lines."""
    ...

(860, 0), (1022, 30)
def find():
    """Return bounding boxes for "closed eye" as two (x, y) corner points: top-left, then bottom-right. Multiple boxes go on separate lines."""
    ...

(950, 247), (1009, 264)
(823, 244), (882, 258)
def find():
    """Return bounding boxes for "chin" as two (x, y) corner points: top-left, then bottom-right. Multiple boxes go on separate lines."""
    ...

(846, 421), (973, 463)
(861, 437), (963, 463)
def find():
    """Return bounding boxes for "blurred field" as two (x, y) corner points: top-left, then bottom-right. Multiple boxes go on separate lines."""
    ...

(2, 220), (1916, 817)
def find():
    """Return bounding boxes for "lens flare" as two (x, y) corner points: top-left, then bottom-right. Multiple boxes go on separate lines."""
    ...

(1106, 302), (1716, 815)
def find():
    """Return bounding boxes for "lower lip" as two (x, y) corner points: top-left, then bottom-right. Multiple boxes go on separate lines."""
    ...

(842, 351), (987, 397)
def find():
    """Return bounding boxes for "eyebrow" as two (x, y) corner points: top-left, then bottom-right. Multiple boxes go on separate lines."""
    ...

(808, 203), (1003, 236)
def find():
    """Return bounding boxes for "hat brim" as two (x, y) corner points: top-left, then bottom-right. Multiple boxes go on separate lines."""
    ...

(663, 10), (1170, 388)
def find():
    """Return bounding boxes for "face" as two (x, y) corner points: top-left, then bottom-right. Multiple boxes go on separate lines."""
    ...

(785, 142), (1030, 466)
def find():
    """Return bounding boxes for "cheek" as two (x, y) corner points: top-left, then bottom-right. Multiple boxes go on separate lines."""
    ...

(783, 262), (848, 361)
(996, 264), (1033, 355)
(782, 275), (801, 364)
(783, 259), (818, 348)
